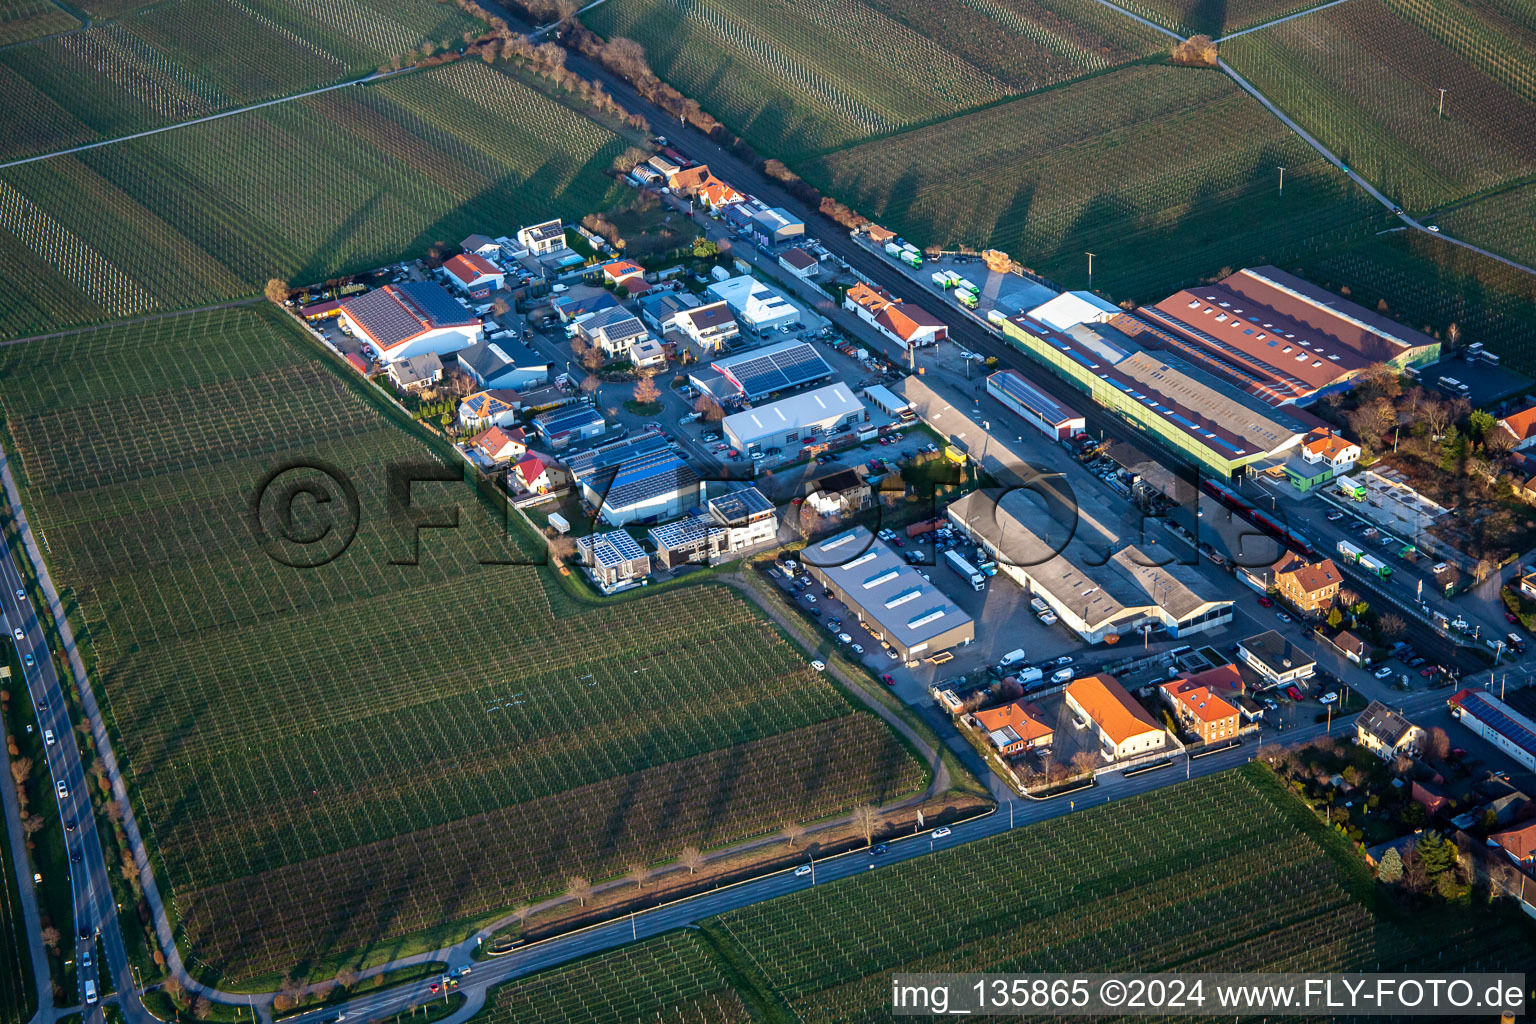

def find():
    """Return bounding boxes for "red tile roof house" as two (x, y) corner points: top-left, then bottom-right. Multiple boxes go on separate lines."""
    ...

(969, 701), (1053, 756)
(1490, 821), (1536, 872)
(1158, 675), (1242, 744)
(469, 425), (528, 464)
(513, 453), (566, 494)
(1498, 405), (1536, 451)
(442, 252), (505, 300)
(842, 282), (948, 348)
(601, 259), (649, 295)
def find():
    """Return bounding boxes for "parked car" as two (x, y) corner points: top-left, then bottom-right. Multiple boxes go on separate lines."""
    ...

(1053, 655), (1074, 666)
(810, 660), (825, 671)
(838, 633), (852, 643)
(1408, 656), (1427, 667)
(1374, 666), (1394, 679)
(1326, 510), (1344, 521)
(1276, 612), (1293, 623)
(1320, 692), (1339, 705)
(880, 673), (894, 685)
(1257, 596), (1273, 608)
(803, 593), (816, 603)
(851, 643), (864, 654)
(1285, 685), (1304, 701)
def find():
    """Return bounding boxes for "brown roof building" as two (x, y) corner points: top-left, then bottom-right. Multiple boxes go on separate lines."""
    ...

(1159, 677), (1242, 745)
(1272, 553), (1342, 615)
(1065, 674), (1166, 761)
(1490, 821), (1536, 869)
(971, 701), (1053, 756)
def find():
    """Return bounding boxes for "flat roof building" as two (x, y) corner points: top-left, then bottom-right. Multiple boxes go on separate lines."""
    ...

(1448, 689), (1536, 771)
(532, 405), (607, 448)
(750, 207), (805, 247)
(1236, 630), (1316, 687)
(648, 485), (778, 569)
(802, 526), (974, 663)
(986, 369), (1085, 440)
(723, 382), (865, 452)
(711, 339), (832, 400)
(707, 275), (800, 334)
(569, 431), (701, 526)
(575, 529), (650, 593)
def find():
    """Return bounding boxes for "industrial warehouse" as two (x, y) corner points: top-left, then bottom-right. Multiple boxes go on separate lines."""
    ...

(803, 527), (975, 662)
(723, 382), (865, 453)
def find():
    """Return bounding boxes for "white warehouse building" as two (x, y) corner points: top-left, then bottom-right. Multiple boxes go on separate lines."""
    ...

(723, 382), (865, 453)
(707, 275), (801, 335)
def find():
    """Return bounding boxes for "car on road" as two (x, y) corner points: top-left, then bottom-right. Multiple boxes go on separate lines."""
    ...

(1276, 611), (1293, 623)
(871, 844), (888, 855)
(1257, 596), (1273, 608)
(932, 827), (952, 839)
(1285, 685), (1304, 701)
(23, 653), (33, 667)
(838, 632), (852, 643)
(14, 589), (22, 601)
(1320, 692), (1339, 705)
(56, 780), (67, 800)
(851, 643), (864, 654)
(81, 951), (91, 970)
(1374, 666), (1394, 679)
(44, 729), (53, 746)
(64, 817), (74, 832)
(810, 660), (825, 672)
(794, 864), (812, 877)
(1507, 612), (1520, 624)
(1421, 666), (1438, 677)
(11, 628), (21, 641)
(880, 673), (894, 685)
(1326, 510), (1344, 521)
(70, 848), (81, 865)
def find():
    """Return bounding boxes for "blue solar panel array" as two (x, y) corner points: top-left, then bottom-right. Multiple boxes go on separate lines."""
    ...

(1462, 693), (1536, 759)
(715, 341), (831, 398)
(395, 281), (474, 327)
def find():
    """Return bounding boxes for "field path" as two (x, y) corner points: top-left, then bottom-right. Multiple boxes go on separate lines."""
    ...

(1215, 0), (1355, 40)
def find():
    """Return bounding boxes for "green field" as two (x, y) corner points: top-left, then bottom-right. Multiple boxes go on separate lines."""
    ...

(1110, 0), (1317, 34)
(584, 0), (1165, 161)
(798, 65), (1382, 302)
(1222, 0), (1536, 212)
(0, 0), (481, 161)
(479, 932), (750, 1024)
(1436, 180), (1536, 268)
(0, 0), (77, 45)
(0, 305), (925, 979)
(701, 766), (1533, 1022)
(0, 60), (628, 340)
(1292, 229), (1536, 372)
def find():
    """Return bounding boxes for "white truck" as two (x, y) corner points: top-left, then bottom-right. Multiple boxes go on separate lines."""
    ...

(945, 549), (986, 590)
(1336, 540), (1363, 563)
(884, 241), (903, 256)
(1359, 554), (1392, 578)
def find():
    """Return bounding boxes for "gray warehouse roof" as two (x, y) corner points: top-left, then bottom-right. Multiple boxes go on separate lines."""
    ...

(723, 382), (862, 446)
(805, 527), (972, 651)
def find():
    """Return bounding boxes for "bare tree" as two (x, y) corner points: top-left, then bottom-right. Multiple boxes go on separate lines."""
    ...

(1393, 753), (1413, 776)
(10, 756), (30, 786)
(850, 804), (881, 847)
(491, 297), (510, 317)
(780, 821), (806, 849)
(40, 926), (59, 951)
(512, 903), (532, 931)
(1378, 613), (1406, 640)
(626, 862), (651, 890)
(633, 372), (661, 405)
(194, 997), (213, 1020)
(21, 814), (42, 836)
(1484, 426), (1516, 458)
(335, 967), (360, 990)
(264, 278), (289, 305)
(549, 535), (576, 561)
(581, 345), (604, 372)
(278, 974), (305, 1009)
(1070, 750), (1098, 777)
(679, 845), (705, 874)
(566, 876), (593, 907)
(694, 394), (724, 421)
(1426, 726), (1451, 761)
(1422, 399), (1452, 437)
(579, 373), (600, 399)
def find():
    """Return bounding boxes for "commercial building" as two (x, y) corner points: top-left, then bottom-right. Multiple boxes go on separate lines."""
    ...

(711, 339), (832, 400)
(1448, 689), (1536, 771)
(947, 488), (1232, 644)
(458, 339), (549, 391)
(1354, 700), (1426, 761)
(986, 370), (1085, 440)
(673, 301), (740, 354)
(1236, 630), (1315, 688)
(340, 282), (482, 363)
(569, 431), (702, 526)
(637, 291), (702, 335)
(863, 383), (913, 421)
(750, 207), (805, 247)
(532, 405), (607, 448)
(707, 275), (800, 334)
(722, 382), (864, 453)
(997, 310), (1304, 478)
(1064, 675), (1166, 761)
(802, 526), (974, 662)
(843, 282), (948, 348)
(1271, 553), (1341, 615)
(1028, 291), (1119, 332)
(442, 253), (504, 299)
(971, 701), (1053, 756)
(575, 530), (650, 593)
(1114, 266), (1440, 406)
(648, 486), (778, 568)
(778, 247), (820, 279)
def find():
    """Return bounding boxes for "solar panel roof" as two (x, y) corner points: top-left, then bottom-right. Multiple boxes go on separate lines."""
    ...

(713, 340), (831, 398)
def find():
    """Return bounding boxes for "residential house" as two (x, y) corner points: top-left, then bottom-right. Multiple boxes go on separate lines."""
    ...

(971, 701), (1053, 756)
(649, 486), (779, 568)
(601, 259), (649, 294)
(1236, 630), (1316, 687)
(697, 176), (745, 212)
(553, 292), (619, 324)
(1065, 674), (1167, 761)
(667, 165), (712, 195)
(532, 405), (607, 448)
(386, 352), (443, 392)
(578, 306), (650, 359)
(575, 530), (651, 593)
(637, 291), (701, 335)
(1159, 671), (1244, 744)
(630, 337), (667, 371)
(1335, 630), (1372, 665)
(460, 234), (502, 258)
(1497, 405), (1536, 451)
(805, 468), (872, 517)
(458, 339), (550, 392)
(778, 247), (820, 279)
(843, 282), (948, 348)
(469, 425), (528, 465)
(442, 253), (504, 300)
(512, 452), (565, 494)
(1489, 822), (1536, 872)
(1412, 780), (1452, 818)
(1300, 429), (1361, 472)
(1354, 699), (1426, 760)
(1272, 553), (1342, 615)
(517, 219), (567, 256)
(458, 389), (520, 429)
(340, 282), (482, 363)
(673, 301), (740, 355)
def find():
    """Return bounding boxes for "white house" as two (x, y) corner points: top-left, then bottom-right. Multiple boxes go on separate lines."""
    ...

(843, 282), (947, 347)
(578, 307), (650, 359)
(673, 301), (740, 354)
(442, 253), (505, 300)
(778, 247), (820, 279)
(1064, 675), (1167, 762)
(459, 234), (503, 258)
(340, 282), (482, 363)
(1300, 429), (1361, 473)
(707, 276), (800, 334)
(517, 219), (567, 255)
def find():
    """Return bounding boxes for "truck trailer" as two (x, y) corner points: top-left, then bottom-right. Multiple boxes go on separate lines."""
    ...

(1359, 554), (1392, 578)
(1336, 540), (1363, 563)
(945, 549), (986, 590)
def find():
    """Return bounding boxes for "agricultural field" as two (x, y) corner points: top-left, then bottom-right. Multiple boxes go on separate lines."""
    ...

(1292, 230), (1536, 373)
(798, 65), (1383, 302)
(1221, 0), (1536, 212)
(702, 766), (1535, 1023)
(583, 0), (1164, 161)
(0, 305), (926, 979)
(479, 932), (749, 1024)
(1436, 181), (1536, 269)
(0, 0), (78, 46)
(1111, 0), (1312, 36)
(0, 0), (482, 161)
(0, 61), (629, 340)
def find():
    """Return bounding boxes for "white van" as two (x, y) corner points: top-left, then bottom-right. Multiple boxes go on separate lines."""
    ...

(84, 980), (97, 1005)
(998, 649), (1027, 669)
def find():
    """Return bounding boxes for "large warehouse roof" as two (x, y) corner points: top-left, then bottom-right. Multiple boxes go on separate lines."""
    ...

(707, 275), (798, 326)
(341, 282), (476, 350)
(723, 382), (862, 446)
(712, 339), (832, 398)
(805, 527), (972, 652)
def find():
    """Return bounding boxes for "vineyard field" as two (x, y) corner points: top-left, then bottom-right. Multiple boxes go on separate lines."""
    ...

(703, 766), (1535, 1023)
(0, 0), (78, 45)
(1436, 182), (1536, 269)
(1222, 0), (1536, 212)
(478, 932), (749, 1024)
(0, 62), (628, 340)
(0, 305), (926, 979)
(799, 65), (1383, 302)
(1292, 230), (1536, 373)
(1112, 0), (1314, 35)
(0, 0), (481, 161)
(583, 0), (1161, 160)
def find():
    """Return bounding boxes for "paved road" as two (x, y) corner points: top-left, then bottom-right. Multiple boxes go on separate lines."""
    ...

(1215, 0), (1355, 40)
